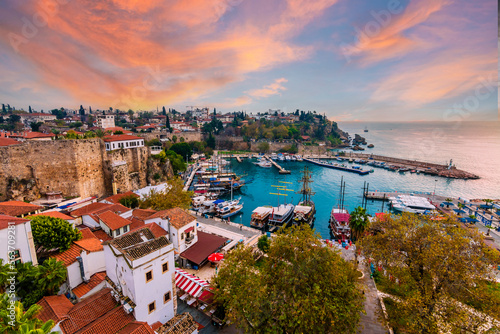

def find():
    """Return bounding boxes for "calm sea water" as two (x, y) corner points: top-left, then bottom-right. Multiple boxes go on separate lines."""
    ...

(220, 121), (500, 238)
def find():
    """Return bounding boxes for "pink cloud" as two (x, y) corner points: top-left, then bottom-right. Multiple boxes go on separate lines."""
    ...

(247, 78), (288, 98)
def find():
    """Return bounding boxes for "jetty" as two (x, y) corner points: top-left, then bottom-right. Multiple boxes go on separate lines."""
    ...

(236, 156), (242, 163)
(304, 158), (369, 175)
(264, 156), (291, 174)
(183, 164), (200, 191)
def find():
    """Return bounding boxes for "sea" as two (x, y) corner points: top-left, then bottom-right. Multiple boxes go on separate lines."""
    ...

(219, 121), (500, 238)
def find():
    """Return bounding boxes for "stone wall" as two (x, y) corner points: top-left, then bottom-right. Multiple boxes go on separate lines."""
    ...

(138, 131), (202, 143)
(0, 139), (173, 202)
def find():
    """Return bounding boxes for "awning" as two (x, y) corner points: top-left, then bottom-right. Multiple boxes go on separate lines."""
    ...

(185, 226), (194, 233)
(198, 289), (214, 305)
(180, 231), (228, 266)
(175, 268), (210, 298)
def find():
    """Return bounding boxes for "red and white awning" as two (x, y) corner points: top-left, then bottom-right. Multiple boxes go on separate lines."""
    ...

(175, 268), (210, 298)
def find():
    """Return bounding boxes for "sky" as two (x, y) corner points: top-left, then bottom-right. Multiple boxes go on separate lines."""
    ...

(0, 0), (497, 121)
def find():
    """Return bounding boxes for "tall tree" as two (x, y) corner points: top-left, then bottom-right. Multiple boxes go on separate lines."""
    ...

(28, 106), (32, 113)
(29, 122), (43, 132)
(79, 105), (85, 116)
(139, 178), (192, 210)
(88, 106), (92, 114)
(1, 104), (6, 114)
(0, 294), (57, 334)
(127, 109), (134, 122)
(162, 106), (166, 116)
(361, 213), (500, 333)
(166, 115), (171, 129)
(36, 259), (67, 295)
(215, 225), (364, 333)
(349, 206), (369, 241)
(30, 216), (82, 251)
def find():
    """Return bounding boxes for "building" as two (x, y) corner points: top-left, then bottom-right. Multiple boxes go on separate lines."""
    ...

(144, 208), (198, 257)
(96, 114), (115, 128)
(103, 226), (176, 325)
(0, 201), (43, 217)
(103, 135), (144, 151)
(19, 113), (57, 125)
(0, 215), (38, 266)
(100, 191), (140, 205)
(28, 210), (77, 225)
(97, 211), (132, 238)
(4, 131), (55, 141)
(69, 202), (131, 228)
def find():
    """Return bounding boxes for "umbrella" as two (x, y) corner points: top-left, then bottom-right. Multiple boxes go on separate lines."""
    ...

(208, 253), (224, 262)
(441, 201), (454, 208)
(453, 209), (466, 215)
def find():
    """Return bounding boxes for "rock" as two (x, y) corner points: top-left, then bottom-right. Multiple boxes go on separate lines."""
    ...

(367, 144), (374, 148)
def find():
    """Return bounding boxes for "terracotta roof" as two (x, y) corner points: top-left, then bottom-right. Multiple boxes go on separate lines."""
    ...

(106, 226), (171, 261)
(157, 313), (198, 334)
(0, 214), (29, 230)
(92, 229), (113, 242)
(8, 131), (55, 139)
(0, 137), (20, 146)
(59, 288), (134, 334)
(52, 228), (103, 266)
(37, 295), (74, 323)
(180, 231), (228, 266)
(70, 203), (111, 218)
(146, 207), (196, 229)
(128, 222), (167, 238)
(74, 238), (103, 253)
(53, 243), (84, 266)
(103, 135), (143, 142)
(128, 217), (145, 231)
(102, 191), (139, 205)
(131, 209), (156, 220)
(117, 322), (155, 334)
(98, 211), (131, 231)
(89, 204), (130, 223)
(29, 210), (75, 221)
(72, 271), (106, 298)
(0, 201), (43, 217)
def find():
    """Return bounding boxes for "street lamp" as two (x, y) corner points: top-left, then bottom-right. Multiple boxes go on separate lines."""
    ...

(433, 179), (437, 195)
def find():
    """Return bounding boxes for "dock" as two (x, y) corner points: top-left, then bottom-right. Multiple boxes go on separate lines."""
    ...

(264, 155), (291, 174)
(236, 156), (242, 163)
(304, 158), (369, 175)
(183, 164), (200, 191)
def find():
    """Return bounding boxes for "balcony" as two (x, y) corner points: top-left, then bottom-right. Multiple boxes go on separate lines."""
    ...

(185, 236), (195, 245)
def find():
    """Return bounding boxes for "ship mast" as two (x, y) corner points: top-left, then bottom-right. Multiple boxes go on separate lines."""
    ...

(296, 166), (315, 205)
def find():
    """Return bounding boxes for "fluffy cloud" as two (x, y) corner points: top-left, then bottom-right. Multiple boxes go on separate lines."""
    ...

(247, 78), (288, 98)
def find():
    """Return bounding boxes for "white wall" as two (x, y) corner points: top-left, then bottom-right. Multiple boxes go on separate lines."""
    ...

(66, 249), (106, 289)
(0, 222), (37, 266)
(82, 215), (100, 228)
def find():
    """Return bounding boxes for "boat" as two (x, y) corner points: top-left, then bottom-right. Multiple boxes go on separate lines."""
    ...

(278, 154), (285, 161)
(390, 195), (435, 214)
(270, 153), (278, 160)
(216, 201), (243, 219)
(295, 154), (303, 161)
(285, 155), (291, 161)
(250, 206), (273, 230)
(199, 199), (223, 214)
(304, 158), (370, 175)
(364, 126), (368, 132)
(329, 208), (351, 240)
(291, 155), (297, 161)
(191, 195), (207, 210)
(293, 166), (316, 226)
(268, 203), (294, 228)
(256, 160), (272, 168)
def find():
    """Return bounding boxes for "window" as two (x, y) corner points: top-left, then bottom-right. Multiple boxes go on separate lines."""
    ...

(145, 270), (153, 282)
(181, 233), (184, 240)
(148, 301), (156, 313)
(115, 229), (120, 236)
(123, 225), (128, 232)
(162, 262), (169, 273)
(164, 291), (171, 304)
(126, 142), (128, 147)
(9, 250), (21, 265)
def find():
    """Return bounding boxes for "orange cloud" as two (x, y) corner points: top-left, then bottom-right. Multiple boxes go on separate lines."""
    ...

(247, 78), (288, 98)
(0, 0), (337, 110)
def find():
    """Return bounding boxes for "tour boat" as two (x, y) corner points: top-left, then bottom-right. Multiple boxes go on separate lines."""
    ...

(250, 206), (273, 230)
(329, 208), (351, 240)
(390, 195), (435, 214)
(216, 201), (243, 219)
(268, 203), (294, 228)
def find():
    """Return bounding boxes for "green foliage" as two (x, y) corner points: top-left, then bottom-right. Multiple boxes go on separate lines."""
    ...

(30, 216), (82, 251)
(64, 130), (80, 140)
(114, 130), (124, 135)
(172, 135), (177, 143)
(257, 141), (269, 153)
(119, 194), (139, 208)
(50, 109), (66, 120)
(69, 121), (83, 128)
(215, 225), (364, 333)
(83, 131), (96, 139)
(139, 178), (193, 210)
(349, 206), (369, 241)
(361, 213), (500, 333)
(257, 235), (270, 253)
(206, 134), (216, 149)
(165, 150), (186, 173)
(29, 122), (43, 132)
(146, 138), (161, 147)
(0, 294), (56, 334)
(170, 143), (192, 160)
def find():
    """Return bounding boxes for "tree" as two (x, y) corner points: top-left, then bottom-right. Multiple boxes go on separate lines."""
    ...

(206, 134), (216, 149)
(36, 258), (67, 295)
(29, 122), (43, 132)
(215, 225), (364, 333)
(166, 115), (171, 129)
(88, 106), (92, 114)
(360, 213), (500, 333)
(165, 150), (186, 173)
(79, 105), (85, 116)
(257, 235), (270, 253)
(94, 129), (105, 138)
(28, 106), (32, 114)
(349, 206), (369, 241)
(7, 114), (20, 124)
(139, 178), (193, 210)
(170, 142), (192, 160)
(172, 135), (177, 143)
(0, 294), (56, 334)
(257, 142), (269, 153)
(162, 106), (166, 116)
(127, 109), (134, 122)
(1, 104), (6, 114)
(119, 194), (139, 209)
(30, 216), (82, 251)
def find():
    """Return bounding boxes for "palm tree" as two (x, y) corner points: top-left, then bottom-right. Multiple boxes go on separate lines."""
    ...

(0, 259), (11, 293)
(94, 129), (105, 138)
(349, 206), (369, 242)
(444, 198), (453, 208)
(0, 294), (56, 334)
(37, 259), (67, 295)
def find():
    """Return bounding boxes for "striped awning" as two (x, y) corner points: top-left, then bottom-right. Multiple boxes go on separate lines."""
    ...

(175, 268), (210, 298)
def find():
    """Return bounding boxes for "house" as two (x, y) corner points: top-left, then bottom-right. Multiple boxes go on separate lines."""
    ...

(103, 134), (144, 151)
(52, 228), (105, 295)
(103, 126), (133, 134)
(103, 226), (176, 325)
(144, 208), (198, 257)
(96, 114), (115, 128)
(69, 202), (131, 228)
(37, 288), (155, 334)
(28, 210), (77, 225)
(0, 201), (43, 217)
(97, 211), (131, 238)
(100, 191), (140, 205)
(19, 113), (57, 125)
(5, 131), (55, 141)
(0, 134), (20, 146)
(0, 215), (38, 266)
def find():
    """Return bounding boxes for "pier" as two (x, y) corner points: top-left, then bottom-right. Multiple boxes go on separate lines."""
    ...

(264, 155), (291, 174)
(183, 164), (201, 191)
(236, 156), (242, 163)
(304, 158), (369, 175)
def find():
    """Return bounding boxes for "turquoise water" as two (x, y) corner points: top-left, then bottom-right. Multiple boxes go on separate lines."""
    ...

(222, 121), (500, 238)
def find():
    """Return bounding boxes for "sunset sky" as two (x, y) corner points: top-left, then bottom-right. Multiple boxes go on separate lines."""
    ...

(0, 0), (497, 121)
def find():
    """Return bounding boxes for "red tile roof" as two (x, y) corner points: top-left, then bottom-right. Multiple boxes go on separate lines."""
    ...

(103, 135), (143, 142)
(131, 209), (156, 220)
(92, 229), (113, 242)
(53, 243), (84, 267)
(70, 203), (111, 218)
(8, 131), (55, 139)
(98, 211), (131, 231)
(102, 191), (139, 205)
(29, 210), (75, 221)
(52, 228), (103, 266)
(72, 271), (106, 298)
(0, 214), (29, 230)
(0, 201), (43, 217)
(89, 204), (130, 223)
(180, 231), (228, 266)
(116, 322), (155, 334)
(128, 222), (166, 238)
(0, 137), (20, 146)
(37, 295), (74, 323)
(147, 207), (196, 229)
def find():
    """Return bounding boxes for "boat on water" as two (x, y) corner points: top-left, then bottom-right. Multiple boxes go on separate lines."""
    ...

(199, 199), (224, 214)
(292, 166), (316, 227)
(270, 153), (278, 160)
(390, 195), (435, 214)
(364, 126), (368, 132)
(329, 208), (351, 240)
(285, 155), (291, 161)
(305, 158), (370, 175)
(216, 200), (243, 219)
(291, 155), (297, 161)
(268, 203), (294, 229)
(295, 154), (303, 161)
(277, 154), (285, 161)
(250, 206), (273, 230)
(255, 159), (272, 168)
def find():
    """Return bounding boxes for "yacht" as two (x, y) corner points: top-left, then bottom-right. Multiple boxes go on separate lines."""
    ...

(250, 206), (273, 230)
(216, 201), (243, 219)
(285, 155), (291, 161)
(270, 153), (278, 160)
(278, 154), (285, 161)
(390, 195), (435, 214)
(256, 160), (272, 168)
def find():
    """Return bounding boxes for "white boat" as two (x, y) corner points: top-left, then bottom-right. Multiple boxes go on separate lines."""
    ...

(278, 154), (285, 161)
(291, 155), (297, 161)
(268, 203), (294, 227)
(256, 160), (272, 168)
(217, 202), (243, 219)
(390, 195), (435, 214)
(270, 153), (278, 160)
(250, 206), (273, 229)
(285, 155), (291, 161)
(295, 155), (303, 161)
(191, 195), (207, 210)
(199, 199), (223, 214)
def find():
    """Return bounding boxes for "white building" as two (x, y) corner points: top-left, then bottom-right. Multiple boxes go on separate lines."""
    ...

(144, 207), (198, 257)
(103, 226), (176, 325)
(96, 114), (115, 128)
(103, 135), (144, 151)
(19, 113), (57, 126)
(97, 211), (131, 238)
(0, 215), (38, 266)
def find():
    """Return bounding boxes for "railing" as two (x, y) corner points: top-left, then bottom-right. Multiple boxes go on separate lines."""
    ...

(150, 146), (162, 155)
(185, 236), (194, 244)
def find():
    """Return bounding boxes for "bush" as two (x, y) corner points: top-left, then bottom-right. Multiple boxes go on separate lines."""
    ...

(30, 216), (82, 251)
(119, 194), (139, 208)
